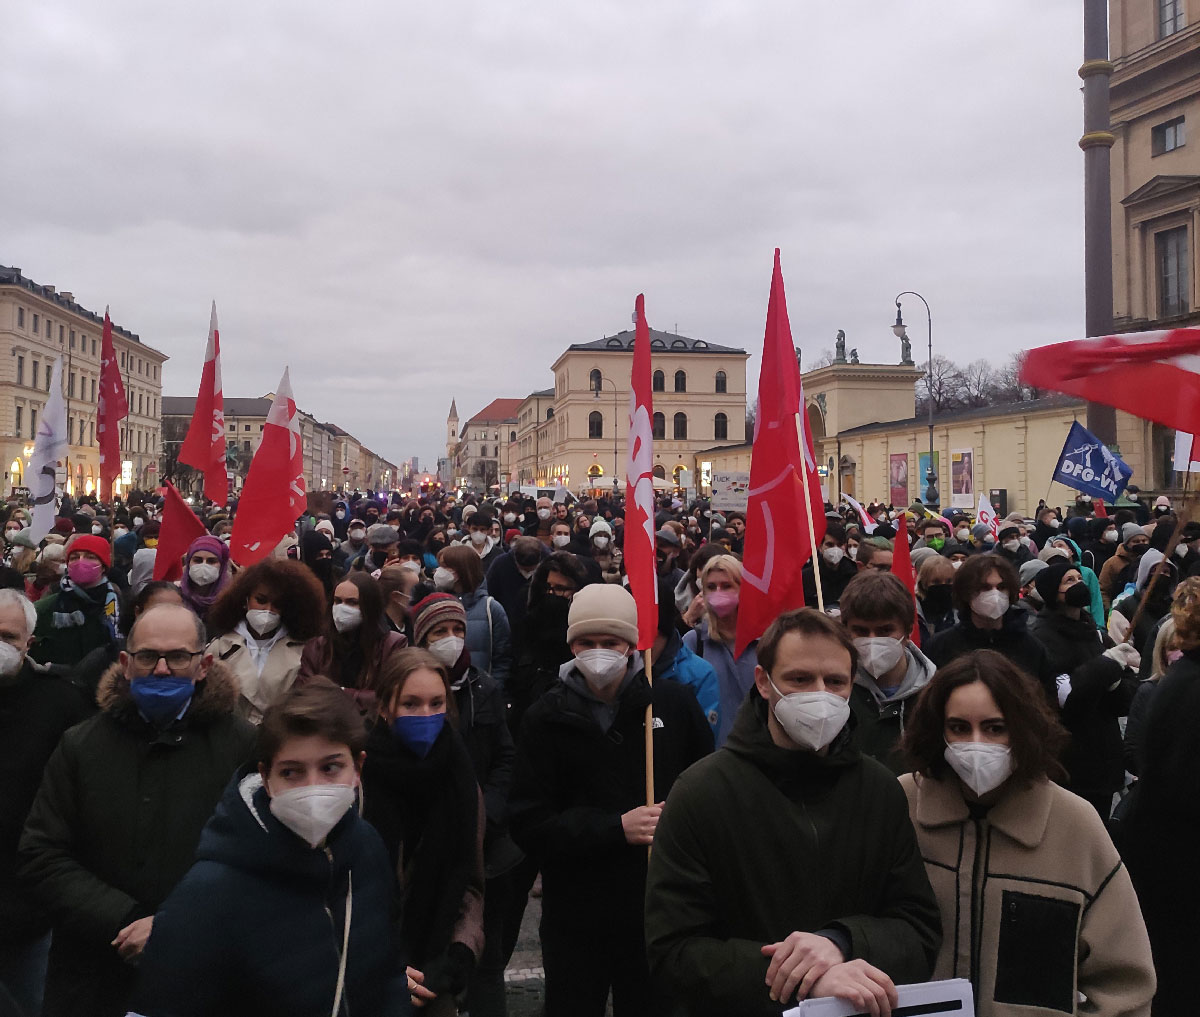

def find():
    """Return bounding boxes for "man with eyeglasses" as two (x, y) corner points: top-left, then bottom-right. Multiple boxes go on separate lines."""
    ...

(855, 539), (894, 573)
(19, 604), (256, 1017)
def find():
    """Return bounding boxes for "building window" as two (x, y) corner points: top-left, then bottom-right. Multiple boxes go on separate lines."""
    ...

(1159, 0), (1185, 38)
(714, 412), (728, 440)
(31, 314), (38, 332)
(58, 325), (63, 341)
(16, 357), (24, 386)
(14, 406), (21, 436)
(69, 373), (76, 398)
(91, 339), (96, 356)
(652, 412), (666, 440)
(589, 411), (604, 439)
(715, 370), (727, 393)
(89, 421), (94, 444)
(91, 378), (96, 401)
(46, 319), (51, 338)
(652, 370), (664, 392)
(45, 371), (50, 392)
(673, 412), (688, 439)
(1152, 117), (1186, 156)
(589, 368), (602, 392)
(244, 424), (251, 431)
(1157, 226), (1190, 318)
(674, 370), (686, 393)
(29, 409), (36, 440)
(31, 362), (39, 390)
(79, 419), (86, 445)
(69, 329), (75, 349)
(16, 308), (24, 329)
(243, 440), (251, 451)
(653, 464), (666, 480)
(121, 352), (126, 369)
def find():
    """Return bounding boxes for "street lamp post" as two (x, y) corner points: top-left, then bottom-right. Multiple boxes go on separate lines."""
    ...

(892, 291), (938, 512)
(593, 377), (621, 495)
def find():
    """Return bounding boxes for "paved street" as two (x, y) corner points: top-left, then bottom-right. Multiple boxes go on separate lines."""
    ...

(503, 893), (545, 1017)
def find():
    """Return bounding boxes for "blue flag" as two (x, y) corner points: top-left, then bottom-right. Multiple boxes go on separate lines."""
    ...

(1052, 421), (1133, 501)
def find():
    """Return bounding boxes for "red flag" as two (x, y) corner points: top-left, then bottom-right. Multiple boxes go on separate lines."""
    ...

(1094, 501), (1108, 518)
(97, 307), (128, 501)
(178, 301), (228, 505)
(229, 368), (306, 566)
(1020, 327), (1200, 434)
(624, 294), (658, 651)
(889, 512), (921, 647)
(153, 481), (208, 581)
(736, 250), (827, 656)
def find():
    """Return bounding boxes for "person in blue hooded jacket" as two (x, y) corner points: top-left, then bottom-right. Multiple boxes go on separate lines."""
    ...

(133, 677), (408, 1017)
(651, 577), (719, 738)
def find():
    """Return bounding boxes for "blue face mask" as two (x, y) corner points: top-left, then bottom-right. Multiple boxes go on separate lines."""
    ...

(390, 713), (446, 758)
(129, 676), (194, 727)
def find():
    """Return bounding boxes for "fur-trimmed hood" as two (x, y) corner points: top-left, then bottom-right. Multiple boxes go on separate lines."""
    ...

(96, 658), (241, 728)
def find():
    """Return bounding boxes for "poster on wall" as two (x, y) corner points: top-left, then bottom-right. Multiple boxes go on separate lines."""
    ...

(951, 448), (974, 508)
(888, 454), (909, 508)
(916, 451), (940, 505)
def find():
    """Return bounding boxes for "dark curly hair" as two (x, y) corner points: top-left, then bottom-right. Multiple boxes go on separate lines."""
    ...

(901, 649), (1067, 785)
(206, 557), (328, 641)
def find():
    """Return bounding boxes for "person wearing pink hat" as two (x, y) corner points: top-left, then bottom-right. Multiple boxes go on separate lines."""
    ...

(30, 534), (121, 690)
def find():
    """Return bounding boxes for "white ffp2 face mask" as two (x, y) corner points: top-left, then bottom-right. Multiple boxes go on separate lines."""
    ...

(944, 742), (1014, 797)
(822, 546), (845, 567)
(189, 562), (220, 587)
(574, 648), (629, 690)
(853, 637), (905, 679)
(269, 783), (356, 849)
(767, 677), (850, 751)
(433, 567), (457, 591)
(331, 604), (362, 633)
(971, 589), (1009, 620)
(0, 641), (23, 678)
(428, 635), (465, 667)
(246, 609), (281, 635)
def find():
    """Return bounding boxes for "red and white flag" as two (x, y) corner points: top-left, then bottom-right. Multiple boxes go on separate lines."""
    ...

(97, 307), (128, 501)
(1020, 327), (1200, 435)
(736, 250), (827, 656)
(889, 512), (921, 647)
(844, 493), (876, 534)
(624, 294), (658, 652)
(975, 492), (999, 541)
(229, 368), (306, 566)
(178, 301), (228, 504)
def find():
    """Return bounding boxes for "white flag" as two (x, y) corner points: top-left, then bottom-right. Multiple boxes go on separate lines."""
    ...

(1173, 431), (1200, 473)
(975, 492), (999, 540)
(28, 357), (69, 543)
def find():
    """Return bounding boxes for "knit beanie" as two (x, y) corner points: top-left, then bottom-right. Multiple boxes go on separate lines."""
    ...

(1018, 559), (1049, 588)
(67, 533), (111, 568)
(1122, 522), (1145, 544)
(411, 593), (467, 647)
(566, 584), (639, 646)
(589, 518), (613, 538)
(970, 523), (991, 541)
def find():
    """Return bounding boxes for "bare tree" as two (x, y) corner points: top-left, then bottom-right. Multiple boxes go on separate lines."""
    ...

(991, 351), (1039, 402)
(916, 355), (966, 415)
(959, 359), (997, 407)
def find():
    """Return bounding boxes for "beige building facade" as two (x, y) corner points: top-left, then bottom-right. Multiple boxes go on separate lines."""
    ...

(0, 265), (167, 498)
(512, 388), (556, 488)
(1110, 0), (1200, 330)
(693, 359), (1167, 517)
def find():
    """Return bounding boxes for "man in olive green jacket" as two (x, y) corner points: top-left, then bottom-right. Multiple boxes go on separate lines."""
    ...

(645, 609), (940, 1017)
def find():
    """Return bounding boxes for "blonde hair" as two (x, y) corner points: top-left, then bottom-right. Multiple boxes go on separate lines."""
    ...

(1151, 618), (1178, 679)
(700, 555), (744, 639)
(1171, 577), (1200, 650)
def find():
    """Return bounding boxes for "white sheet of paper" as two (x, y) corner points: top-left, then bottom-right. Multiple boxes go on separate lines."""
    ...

(782, 977), (974, 1017)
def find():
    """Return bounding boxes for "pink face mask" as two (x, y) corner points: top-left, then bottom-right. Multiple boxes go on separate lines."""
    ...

(67, 559), (104, 587)
(705, 589), (739, 618)
(1167, 649), (1184, 665)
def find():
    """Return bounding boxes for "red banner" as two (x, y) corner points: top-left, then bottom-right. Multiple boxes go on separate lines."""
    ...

(624, 294), (657, 651)
(178, 301), (228, 505)
(97, 308), (128, 501)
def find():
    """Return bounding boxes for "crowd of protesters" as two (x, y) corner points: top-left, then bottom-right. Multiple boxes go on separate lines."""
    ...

(0, 479), (1192, 1016)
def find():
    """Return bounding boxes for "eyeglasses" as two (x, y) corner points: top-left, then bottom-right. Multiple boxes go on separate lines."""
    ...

(128, 649), (203, 673)
(547, 583), (576, 597)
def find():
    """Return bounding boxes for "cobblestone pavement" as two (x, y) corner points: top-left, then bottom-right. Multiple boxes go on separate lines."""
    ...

(502, 893), (545, 1017)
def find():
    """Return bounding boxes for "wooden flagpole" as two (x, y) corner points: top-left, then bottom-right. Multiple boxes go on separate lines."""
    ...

(643, 647), (655, 807)
(797, 414), (825, 613)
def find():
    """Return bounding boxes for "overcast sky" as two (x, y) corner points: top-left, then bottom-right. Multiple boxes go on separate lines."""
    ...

(2, 2), (1088, 468)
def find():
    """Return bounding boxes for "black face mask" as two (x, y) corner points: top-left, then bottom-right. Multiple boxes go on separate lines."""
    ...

(1063, 583), (1091, 609)
(309, 559), (334, 586)
(922, 584), (953, 618)
(1130, 543), (1150, 557)
(370, 550), (389, 568)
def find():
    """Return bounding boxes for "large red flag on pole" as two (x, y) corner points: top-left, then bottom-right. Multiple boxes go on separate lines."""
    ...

(178, 301), (228, 505)
(97, 307), (128, 501)
(229, 368), (306, 566)
(625, 294), (658, 652)
(153, 481), (208, 581)
(736, 250), (827, 656)
(889, 512), (921, 647)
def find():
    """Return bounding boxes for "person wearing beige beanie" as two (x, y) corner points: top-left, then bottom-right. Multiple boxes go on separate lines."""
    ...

(509, 582), (712, 1016)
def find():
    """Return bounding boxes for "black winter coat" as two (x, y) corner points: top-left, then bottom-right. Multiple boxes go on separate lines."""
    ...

(1029, 609), (1136, 795)
(1123, 649), (1200, 1015)
(925, 609), (1057, 701)
(133, 772), (407, 1016)
(18, 662), (256, 1017)
(509, 667), (712, 933)
(0, 663), (90, 946)
(802, 556), (859, 607)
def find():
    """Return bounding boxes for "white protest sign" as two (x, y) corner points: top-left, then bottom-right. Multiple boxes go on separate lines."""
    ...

(711, 471), (749, 512)
(784, 977), (974, 1017)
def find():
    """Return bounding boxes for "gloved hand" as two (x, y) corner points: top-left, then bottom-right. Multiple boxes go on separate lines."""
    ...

(1102, 642), (1141, 671)
(420, 942), (476, 997)
(1107, 611), (1131, 644)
